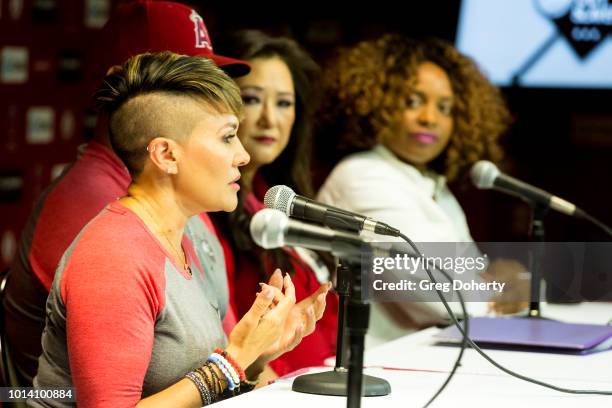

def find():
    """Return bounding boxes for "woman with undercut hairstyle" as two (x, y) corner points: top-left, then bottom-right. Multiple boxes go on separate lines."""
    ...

(30, 52), (328, 408)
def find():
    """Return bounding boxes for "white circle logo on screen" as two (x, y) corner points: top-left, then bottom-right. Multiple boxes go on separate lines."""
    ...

(535, 0), (574, 19)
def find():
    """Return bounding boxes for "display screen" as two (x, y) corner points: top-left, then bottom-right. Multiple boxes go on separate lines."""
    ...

(456, 0), (612, 88)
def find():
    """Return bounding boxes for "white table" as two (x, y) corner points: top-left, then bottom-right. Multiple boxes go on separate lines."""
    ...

(215, 303), (612, 407)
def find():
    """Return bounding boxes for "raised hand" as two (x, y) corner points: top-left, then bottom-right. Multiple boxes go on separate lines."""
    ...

(264, 269), (331, 354)
(225, 274), (296, 370)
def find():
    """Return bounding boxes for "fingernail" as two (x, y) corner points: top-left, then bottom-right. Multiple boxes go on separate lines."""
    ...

(262, 286), (274, 300)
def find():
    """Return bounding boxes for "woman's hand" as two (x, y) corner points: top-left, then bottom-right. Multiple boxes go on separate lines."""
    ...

(225, 274), (296, 370)
(255, 270), (331, 363)
(268, 269), (330, 333)
(482, 258), (530, 315)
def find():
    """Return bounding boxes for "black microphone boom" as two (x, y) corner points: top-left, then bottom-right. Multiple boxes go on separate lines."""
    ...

(264, 185), (400, 237)
(470, 160), (581, 217)
(471, 161), (612, 236)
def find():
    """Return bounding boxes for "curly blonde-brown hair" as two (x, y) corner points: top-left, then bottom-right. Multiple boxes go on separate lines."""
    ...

(319, 34), (511, 182)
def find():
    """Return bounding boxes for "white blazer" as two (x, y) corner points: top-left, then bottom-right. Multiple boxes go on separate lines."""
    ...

(317, 145), (487, 347)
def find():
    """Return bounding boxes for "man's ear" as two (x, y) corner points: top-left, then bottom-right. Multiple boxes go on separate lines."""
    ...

(146, 138), (179, 175)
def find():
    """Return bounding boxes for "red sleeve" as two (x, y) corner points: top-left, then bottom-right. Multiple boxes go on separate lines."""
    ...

(61, 236), (165, 407)
(30, 144), (129, 291)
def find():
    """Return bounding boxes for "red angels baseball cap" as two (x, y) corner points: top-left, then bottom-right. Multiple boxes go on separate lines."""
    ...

(93, 0), (250, 79)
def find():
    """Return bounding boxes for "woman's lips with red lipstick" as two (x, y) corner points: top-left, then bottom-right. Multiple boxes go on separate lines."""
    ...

(253, 136), (276, 145)
(411, 132), (438, 145)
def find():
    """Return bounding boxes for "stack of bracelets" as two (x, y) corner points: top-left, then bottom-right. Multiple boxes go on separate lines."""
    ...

(185, 348), (258, 405)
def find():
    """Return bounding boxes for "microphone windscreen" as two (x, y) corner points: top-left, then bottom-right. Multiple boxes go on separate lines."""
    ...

(470, 160), (500, 189)
(263, 185), (295, 215)
(249, 209), (287, 249)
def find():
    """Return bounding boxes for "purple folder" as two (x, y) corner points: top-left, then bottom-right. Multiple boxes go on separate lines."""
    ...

(434, 317), (612, 354)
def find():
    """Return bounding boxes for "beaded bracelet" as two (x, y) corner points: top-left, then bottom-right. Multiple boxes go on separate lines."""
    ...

(208, 355), (238, 391)
(220, 354), (240, 390)
(198, 371), (215, 405)
(207, 362), (223, 394)
(211, 352), (240, 385)
(214, 348), (246, 381)
(196, 367), (217, 403)
(185, 371), (212, 405)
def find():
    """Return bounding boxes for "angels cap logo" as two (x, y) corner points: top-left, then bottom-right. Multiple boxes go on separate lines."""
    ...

(189, 9), (211, 50)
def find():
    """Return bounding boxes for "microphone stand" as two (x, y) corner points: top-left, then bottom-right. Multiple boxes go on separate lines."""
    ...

(346, 259), (374, 408)
(527, 204), (547, 318)
(292, 261), (391, 402)
(334, 263), (351, 369)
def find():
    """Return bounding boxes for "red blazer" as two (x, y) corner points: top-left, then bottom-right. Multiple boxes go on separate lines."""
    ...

(214, 176), (338, 376)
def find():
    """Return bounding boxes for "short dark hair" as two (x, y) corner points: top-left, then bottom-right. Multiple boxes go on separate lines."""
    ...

(95, 51), (242, 176)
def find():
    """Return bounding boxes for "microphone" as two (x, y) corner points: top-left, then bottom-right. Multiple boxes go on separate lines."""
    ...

(264, 185), (400, 237)
(470, 160), (583, 217)
(250, 209), (368, 262)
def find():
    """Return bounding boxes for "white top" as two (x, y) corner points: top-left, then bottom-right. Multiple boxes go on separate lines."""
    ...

(317, 145), (487, 347)
(317, 144), (473, 242)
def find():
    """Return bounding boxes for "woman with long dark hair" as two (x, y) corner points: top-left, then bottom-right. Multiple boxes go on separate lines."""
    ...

(213, 30), (338, 377)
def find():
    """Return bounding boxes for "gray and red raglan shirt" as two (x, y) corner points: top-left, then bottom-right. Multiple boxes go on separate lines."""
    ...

(5, 141), (228, 389)
(29, 201), (228, 407)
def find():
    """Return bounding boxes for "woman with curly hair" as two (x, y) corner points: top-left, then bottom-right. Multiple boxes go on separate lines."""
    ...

(317, 34), (513, 345)
(212, 30), (338, 377)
